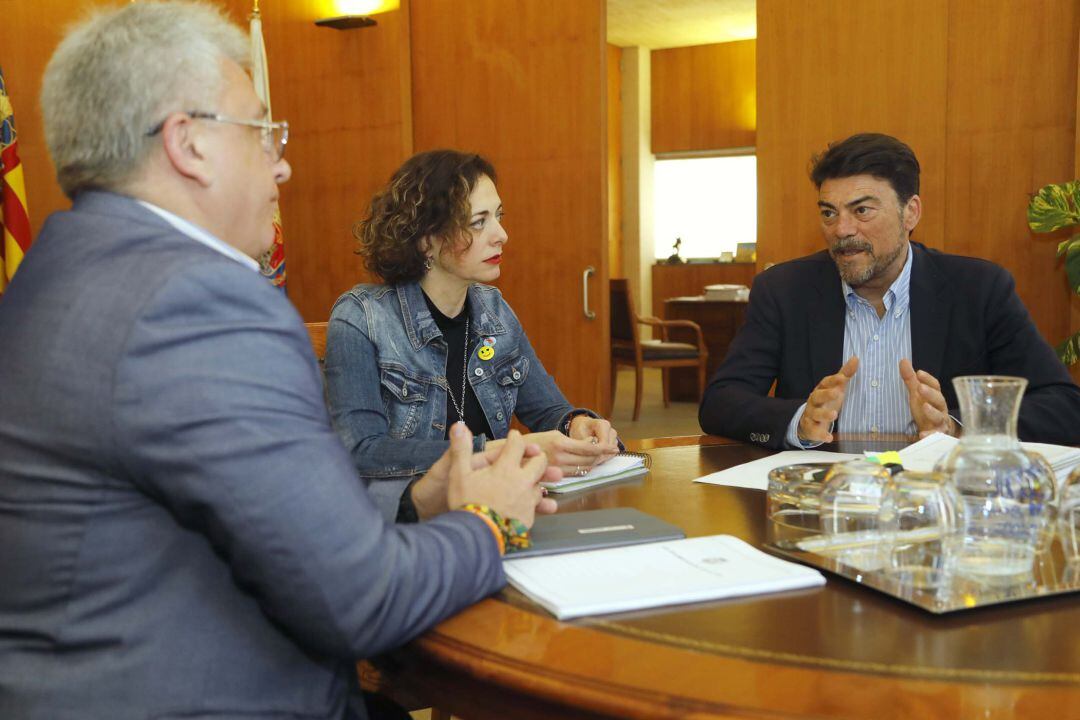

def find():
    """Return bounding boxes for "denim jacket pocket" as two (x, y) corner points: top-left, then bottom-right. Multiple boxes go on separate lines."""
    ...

(493, 354), (530, 415)
(379, 365), (429, 439)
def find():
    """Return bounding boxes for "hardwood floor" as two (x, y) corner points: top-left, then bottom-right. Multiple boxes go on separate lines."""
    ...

(608, 369), (702, 440)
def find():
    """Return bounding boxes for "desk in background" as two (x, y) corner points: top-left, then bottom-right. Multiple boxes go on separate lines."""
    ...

(650, 261), (756, 319)
(378, 436), (1080, 720)
(663, 296), (747, 400)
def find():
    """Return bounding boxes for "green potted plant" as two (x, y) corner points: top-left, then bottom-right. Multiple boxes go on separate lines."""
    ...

(1027, 182), (1080, 366)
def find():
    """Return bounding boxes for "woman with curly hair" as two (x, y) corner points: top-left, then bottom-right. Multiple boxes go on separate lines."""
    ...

(325, 149), (621, 522)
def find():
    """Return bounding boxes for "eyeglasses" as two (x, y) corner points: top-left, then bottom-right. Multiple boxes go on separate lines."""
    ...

(146, 111), (289, 161)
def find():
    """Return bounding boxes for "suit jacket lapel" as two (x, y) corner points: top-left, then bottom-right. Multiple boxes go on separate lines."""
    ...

(809, 255), (847, 382)
(909, 242), (949, 379)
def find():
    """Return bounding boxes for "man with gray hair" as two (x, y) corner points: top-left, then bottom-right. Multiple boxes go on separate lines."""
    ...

(0, 2), (555, 719)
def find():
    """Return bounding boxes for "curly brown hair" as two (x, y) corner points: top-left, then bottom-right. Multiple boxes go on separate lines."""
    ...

(355, 149), (498, 285)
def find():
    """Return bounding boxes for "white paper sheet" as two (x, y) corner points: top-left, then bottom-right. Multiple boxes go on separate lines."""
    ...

(896, 432), (1080, 477)
(692, 450), (862, 490)
(893, 432), (955, 471)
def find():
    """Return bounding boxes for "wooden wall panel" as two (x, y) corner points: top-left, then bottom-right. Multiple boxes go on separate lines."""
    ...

(409, 0), (609, 411)
(608, 43), (623, 279)
(757, 0), (949, 271)
(757, 0), (1079, 358)
(943, 0), (1078, 347)
(0, 0), (410, 323)
(220, 0), (411, 322)
(651, 40), (755, 154)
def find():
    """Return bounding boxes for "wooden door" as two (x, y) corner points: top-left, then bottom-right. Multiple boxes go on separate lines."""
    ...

(409, 0), (611, 413)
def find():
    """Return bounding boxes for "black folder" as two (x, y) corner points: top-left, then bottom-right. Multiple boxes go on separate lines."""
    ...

(510, 508), (685, 559)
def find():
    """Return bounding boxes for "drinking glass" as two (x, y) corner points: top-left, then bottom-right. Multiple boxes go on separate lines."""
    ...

(814, 460), (893, 571)
(879, 471), (963, 589)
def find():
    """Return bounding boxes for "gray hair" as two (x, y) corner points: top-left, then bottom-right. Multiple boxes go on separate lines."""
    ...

(41, 1), (249, 198)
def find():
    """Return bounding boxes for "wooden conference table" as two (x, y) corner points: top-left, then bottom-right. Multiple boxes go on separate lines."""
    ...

(374, 436), (1080, 719)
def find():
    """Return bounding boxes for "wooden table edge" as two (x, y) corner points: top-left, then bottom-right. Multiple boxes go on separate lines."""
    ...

(622, 434), (738, 452)
(386, 597), (1080, 720)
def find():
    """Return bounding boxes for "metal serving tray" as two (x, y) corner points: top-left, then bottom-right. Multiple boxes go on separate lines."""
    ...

(764, 463), (1080, 614)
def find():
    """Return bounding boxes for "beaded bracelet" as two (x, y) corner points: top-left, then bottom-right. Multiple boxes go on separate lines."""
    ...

(459, 503), (532, 555)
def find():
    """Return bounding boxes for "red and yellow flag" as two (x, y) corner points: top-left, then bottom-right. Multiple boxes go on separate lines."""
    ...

(0, 65), (31, 296)
(250, 5), (286, 292)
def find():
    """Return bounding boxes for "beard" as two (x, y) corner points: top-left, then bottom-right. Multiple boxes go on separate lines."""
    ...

(829, 233), (907, 287)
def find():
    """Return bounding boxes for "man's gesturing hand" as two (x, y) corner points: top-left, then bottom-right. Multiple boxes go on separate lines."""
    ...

(446, 425), (553, 527)
(413, 427), (561, 520)
(899, 359), (957, 438)
(798, 356), (859, 444)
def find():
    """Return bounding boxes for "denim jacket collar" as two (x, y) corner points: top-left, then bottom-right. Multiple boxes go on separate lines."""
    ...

(395, 281), (508, 351)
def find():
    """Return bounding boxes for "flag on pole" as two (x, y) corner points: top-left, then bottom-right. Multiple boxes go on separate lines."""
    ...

(250, 3), (286, 291)
(0, 65), (31, 297)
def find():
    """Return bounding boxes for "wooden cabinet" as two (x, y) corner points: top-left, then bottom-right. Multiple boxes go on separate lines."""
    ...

(664, 297), (747, 401)
(650, 262), (755, 318)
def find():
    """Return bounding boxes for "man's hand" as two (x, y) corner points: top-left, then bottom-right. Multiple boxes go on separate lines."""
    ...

(414, 428), (559, 520)
(445, 425), (555, 527)
(798, 356), (859, 444)
(899, 359), (958, 438)
(486, 428), (609, 478)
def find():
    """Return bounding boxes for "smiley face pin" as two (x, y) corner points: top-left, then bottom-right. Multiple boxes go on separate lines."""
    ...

(477, 345), (495, 361)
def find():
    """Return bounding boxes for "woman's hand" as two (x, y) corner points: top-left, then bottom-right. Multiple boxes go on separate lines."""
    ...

(568, 415), (620, 455)
(488, 425), (616, 477)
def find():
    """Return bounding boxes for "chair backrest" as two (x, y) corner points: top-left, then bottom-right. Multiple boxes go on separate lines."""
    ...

(305, 322), (328, 361)
(609, 279), (639, 347)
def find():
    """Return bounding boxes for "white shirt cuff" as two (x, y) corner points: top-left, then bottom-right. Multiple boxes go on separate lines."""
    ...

(786, 403), (826, 449)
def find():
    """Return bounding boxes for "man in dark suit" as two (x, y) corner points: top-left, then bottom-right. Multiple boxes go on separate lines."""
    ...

(699, 133), (1080, 449)
(0, 3), (556, 719)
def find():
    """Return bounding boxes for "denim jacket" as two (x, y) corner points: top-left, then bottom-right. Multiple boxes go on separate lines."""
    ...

(325, 281), (593, 520)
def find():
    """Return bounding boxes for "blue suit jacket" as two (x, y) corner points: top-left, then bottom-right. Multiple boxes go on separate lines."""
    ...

(0, 192), (505, 719)
(699, 242), (1080, 449)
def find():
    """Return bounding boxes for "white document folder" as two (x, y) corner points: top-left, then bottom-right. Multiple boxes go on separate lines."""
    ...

(504, 534), (825, 620)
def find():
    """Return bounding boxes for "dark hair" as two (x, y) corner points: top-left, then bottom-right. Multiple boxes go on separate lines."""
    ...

(355, 149), (497, 285)
(809, 133), (920, 204)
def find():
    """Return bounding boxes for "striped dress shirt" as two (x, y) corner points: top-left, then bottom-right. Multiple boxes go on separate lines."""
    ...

(786, 246), (915, 447)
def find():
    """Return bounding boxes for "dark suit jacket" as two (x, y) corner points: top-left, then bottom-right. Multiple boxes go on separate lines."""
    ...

(699, 242), (1080, 449)
(0, 192), (504, 720)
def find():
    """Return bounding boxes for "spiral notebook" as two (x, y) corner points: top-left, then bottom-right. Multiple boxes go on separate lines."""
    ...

(540, 452), (651, 494)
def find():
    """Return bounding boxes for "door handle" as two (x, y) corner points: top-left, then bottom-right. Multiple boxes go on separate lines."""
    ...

(582, 266), (596, 320)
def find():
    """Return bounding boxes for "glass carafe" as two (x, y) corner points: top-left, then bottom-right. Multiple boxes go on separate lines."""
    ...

(935, 376), (1054, 586)
(1061, 466), (1080, 564)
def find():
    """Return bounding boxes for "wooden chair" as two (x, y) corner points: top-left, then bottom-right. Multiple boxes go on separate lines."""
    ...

(609, 279), (708, 421)
(305, 322), (328, 362)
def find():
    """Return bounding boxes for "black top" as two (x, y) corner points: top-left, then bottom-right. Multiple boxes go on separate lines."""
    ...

(423, 290), (495, 441)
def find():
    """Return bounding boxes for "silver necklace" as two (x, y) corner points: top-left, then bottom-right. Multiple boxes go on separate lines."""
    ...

(446, 317), (470, 423)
